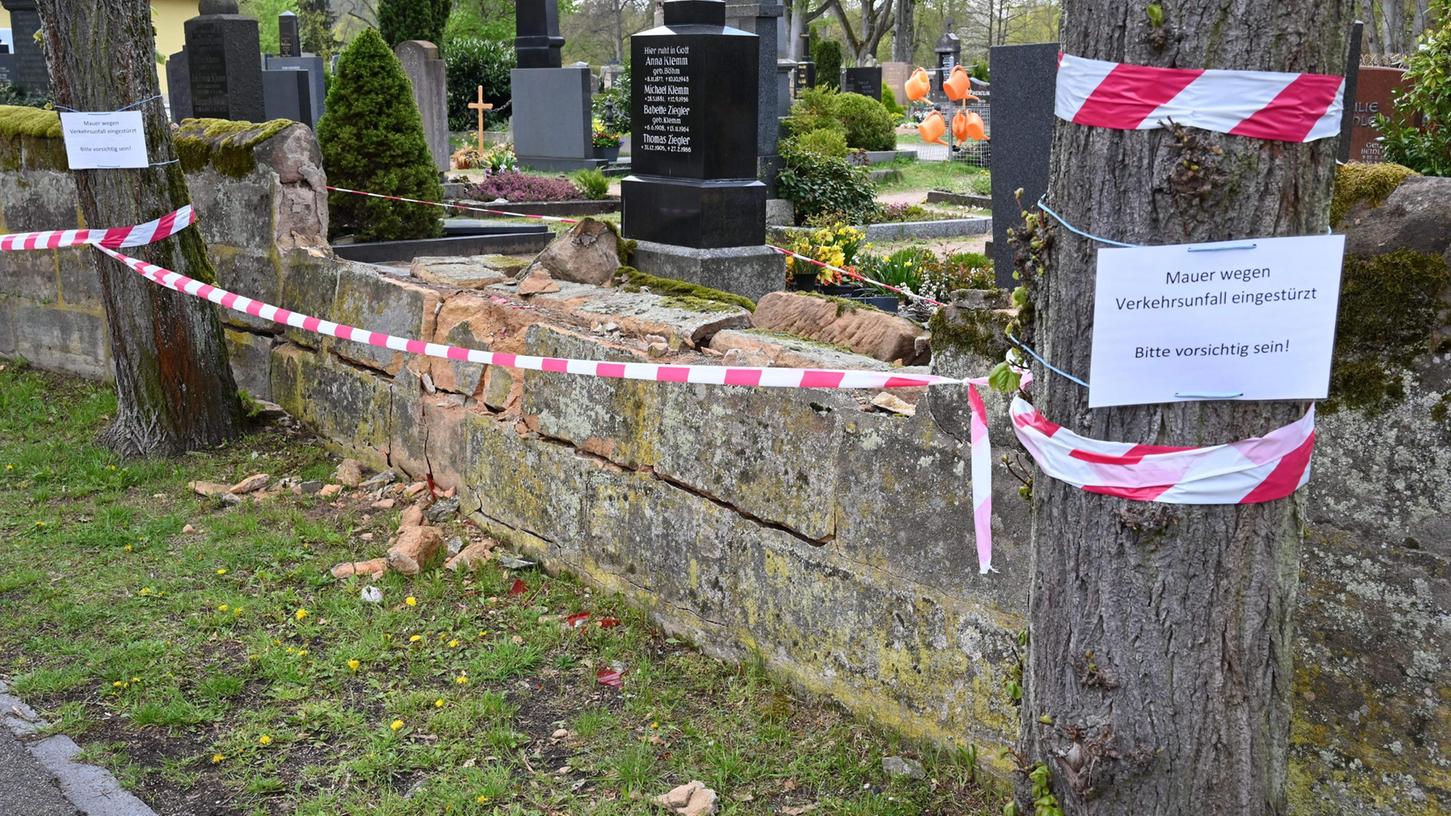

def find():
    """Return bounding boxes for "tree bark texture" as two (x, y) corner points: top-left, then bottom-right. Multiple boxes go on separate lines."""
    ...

(1017, 1), (1352, 814)
(37, 0), (242, 457)
(893, 0), (916, 62)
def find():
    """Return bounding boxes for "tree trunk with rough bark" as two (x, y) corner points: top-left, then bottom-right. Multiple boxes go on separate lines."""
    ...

(893, 0), (916, 62)
(1015, 1), (1351, 813)
(37, 0), (242, 457)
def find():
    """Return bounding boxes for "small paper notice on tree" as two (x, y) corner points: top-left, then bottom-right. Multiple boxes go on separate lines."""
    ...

(59, 111), (148, 170)
(1088, 235), (1345, 408)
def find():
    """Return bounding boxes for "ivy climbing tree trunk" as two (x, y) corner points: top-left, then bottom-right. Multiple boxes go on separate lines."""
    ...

(1015, 1), (1352, 814)
(37, 0), (242, 457)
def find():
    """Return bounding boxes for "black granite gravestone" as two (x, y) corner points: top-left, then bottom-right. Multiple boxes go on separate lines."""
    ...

(515, 0), (565, 69)
(624, 0), (763, 246)
(0, 46), (14, 87)
(1, 0), (48, 95)
(265, 55), (326, 127)
(167, 50), (193, 122)
(988, 42), (1057, 290)
(263, 67), (311, 125)
(1337, 21), (1365, 164)
(724, 1), (784, 193)
(185, 0), (266, 122)
(844, 66), (882, 97)
(279, 11), (301, 57)
(934, 23), (961, 99)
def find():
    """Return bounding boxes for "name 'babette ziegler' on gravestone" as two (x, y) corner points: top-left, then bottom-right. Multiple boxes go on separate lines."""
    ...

(620, 0), (784, 303)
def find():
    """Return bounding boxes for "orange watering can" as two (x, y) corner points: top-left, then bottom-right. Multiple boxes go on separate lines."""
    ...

(944, 65), (975, 102)
(954, 109), (987, 141)
(904, 68), (931, 102)
(918, 110), (947, 145)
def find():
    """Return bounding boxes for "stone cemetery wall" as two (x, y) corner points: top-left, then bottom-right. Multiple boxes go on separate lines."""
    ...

(0, 113), (1447, 815)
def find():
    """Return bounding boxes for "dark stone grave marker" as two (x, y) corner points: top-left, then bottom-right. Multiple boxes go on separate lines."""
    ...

(262, 67), (311, 125)
(167, 49), (193, 122)
(278, 11), (301, 57)
(725, 1), (784, 193)
(264, 55), (326, 127)
(844, 66), (882, 97)
(516, 0), (565, 69)
(1346, 66), (1411, 164)
(988, 42), (1057, 290)
(622, 0), (780, 300)
(185, 0), (265, 122)
(1, 0), (48, 94)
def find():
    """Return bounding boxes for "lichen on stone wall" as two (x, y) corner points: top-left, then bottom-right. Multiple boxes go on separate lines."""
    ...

(174, 118), (295, 178)
(1326, 249), (1450, 415)
(928, 301), (1013, 362)
(0, 105), (62, 140)
(1331, 162), (1417, 228)
(615, 266), (756, 313)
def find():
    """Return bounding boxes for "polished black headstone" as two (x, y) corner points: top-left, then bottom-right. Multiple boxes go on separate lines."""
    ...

(263, 67), (312, 125)
(988, 42), (1057, 289)
(167, 49), (193, 122)
(515, 0), (565, 69)
(934, 24), (961, 97)
(184, 2), (265, 122)
(0, 51), (14, 87)
(278, 11), (301, 57)
(843, 66), (882, 97)
(1, 0), (48, 95)
(622, 0), (765, 249)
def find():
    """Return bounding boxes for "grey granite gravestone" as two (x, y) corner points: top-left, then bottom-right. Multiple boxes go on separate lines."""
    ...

(395, 41), (451, 173)
(184, 0), (265, 122)
(167, 49), (193, 122)
(278, 11), (301, 57)
(988, 42), (1058, 290)
(516, 0), (564, 69)
(264, 55), (326, 127)
(725, 1), (783, 194)
(1, 0), (47, 95)
(262, 66), (311, 125)
(622, 0), (781, 301)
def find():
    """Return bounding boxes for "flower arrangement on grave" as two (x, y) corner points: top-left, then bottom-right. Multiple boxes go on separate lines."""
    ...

(592, 127), (623, 149)
(783, 222), (868, 285)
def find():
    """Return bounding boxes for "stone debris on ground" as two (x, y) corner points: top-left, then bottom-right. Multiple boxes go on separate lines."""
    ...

(330, 558), (388, 579)
(881, 755), (925, 779)
(361, 470), (397, 488)
(528, 218), (621, 286)
(334, 458), (364, 487)
(497, 553), (536, 570)
(654, 780), (718, 816)
(869, 392), (917, 416)
(445, 539), (495, 572)
(386, 525), (444, 575)
(518, 267), (562, 296)
(228, 473), (270, 494)
(424, 496), (460, 523)
(404, 482), (430, 498)
(318, 484), (343, 498)
(360, 586), (384, 604)
(188, 481), (231, 498)
(446, 536), (465, 556)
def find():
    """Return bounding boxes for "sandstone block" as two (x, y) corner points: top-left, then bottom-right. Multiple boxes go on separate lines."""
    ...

(528, 218), (620, 285)
(751, 292), (930, 364)
(387, 526), (444, 575)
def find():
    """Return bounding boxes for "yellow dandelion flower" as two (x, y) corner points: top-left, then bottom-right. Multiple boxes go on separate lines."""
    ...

(455, 673), (469, 685)
(215, 568), (228, 576)
(347, 659), (361, 672)
(434, 698), (445, 708)
(217, 604), (230, 612)
(294, 608), (309, 621)
(112, 680), (124, 688)
(131, 677), (139, 683)
(296, 649), (307, 657)
(5, 464), (13, 471)
(405, 596), (417, 607)
(234, 607), (243, 617)
(476, 796), (490, 804)
(409, 634), (423, 643)
(34, 521), (45, 528)
(258, 734), (273, 746)
(447, 639), (460, 649)
(211, 753), (225, 764)
(390, 719), (404, 732)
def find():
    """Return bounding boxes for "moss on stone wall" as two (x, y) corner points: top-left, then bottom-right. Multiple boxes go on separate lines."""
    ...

(1327, 249), (1450, 415)
(616, 266), (756, 313)
(1331, 162), (1416, 227)
(928, 303), (1013, 362)
(174, 118), (295, 178)
(0, 105), (61, 139)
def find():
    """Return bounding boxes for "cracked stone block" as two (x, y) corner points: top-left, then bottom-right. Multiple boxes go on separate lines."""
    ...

(483, 366), (513, 411)
(409, 256), (514, 289)
(11, 298), (110, 379)
(270, 343), (391, 471)
(526, 286), (750, 348)
(276, 253), (339, 351)
(225, 328), (275, 402)
(332, 263), (441, 375)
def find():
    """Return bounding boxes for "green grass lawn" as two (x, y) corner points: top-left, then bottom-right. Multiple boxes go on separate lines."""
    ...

(0, 364), (997, 816)
(873, 157), (991, 197)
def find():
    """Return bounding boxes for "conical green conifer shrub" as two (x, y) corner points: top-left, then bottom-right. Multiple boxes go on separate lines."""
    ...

(317, 28), (443, 242)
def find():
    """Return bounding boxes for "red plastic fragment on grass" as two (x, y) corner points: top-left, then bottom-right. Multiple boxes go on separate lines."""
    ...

(597, 617), (621, 629)
(566, 613), (591, 628)
(596, 667), (623, 688)
(509, 578), (527, 596)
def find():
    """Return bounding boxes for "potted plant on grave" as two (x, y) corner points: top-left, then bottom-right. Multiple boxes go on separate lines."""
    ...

(593, 125), (623, 162)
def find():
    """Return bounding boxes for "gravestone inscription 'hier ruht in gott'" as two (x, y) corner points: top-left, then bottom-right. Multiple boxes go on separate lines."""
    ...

(395, 41), (451, 173)
(1, 0), (49, 94)
(184, 0), (266, 122)
(622, 0), (781, 301)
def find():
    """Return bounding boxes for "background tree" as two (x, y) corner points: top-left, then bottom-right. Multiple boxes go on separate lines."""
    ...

(319, 28), (443, 242)
(35, 0), (243, 456)
(812, 37), (844, 84)
(892, 0), (916, 61)
(378, 0), (439, 46)
(1014, 1), (1352, 814)
(823, 0), (897, 63)
(1377, 0), (1451, 175)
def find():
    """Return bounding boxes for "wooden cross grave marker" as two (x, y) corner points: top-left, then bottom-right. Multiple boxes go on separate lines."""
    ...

(468, 85), (493, 156)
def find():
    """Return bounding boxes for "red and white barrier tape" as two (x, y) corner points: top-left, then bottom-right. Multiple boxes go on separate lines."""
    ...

(1010, 396), (1315, 503)
(0, 205), (195, 252)
(0, 207), (1321, 576)
(1056, 52), (1345, 142)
